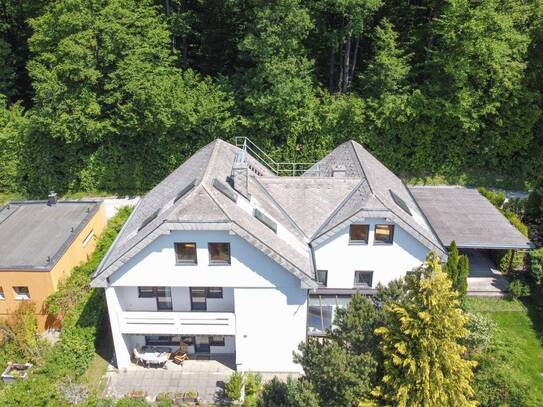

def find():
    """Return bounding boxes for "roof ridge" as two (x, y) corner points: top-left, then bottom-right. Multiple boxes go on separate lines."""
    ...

(201, 139), (223, 183)
(349, 140), (374, 195)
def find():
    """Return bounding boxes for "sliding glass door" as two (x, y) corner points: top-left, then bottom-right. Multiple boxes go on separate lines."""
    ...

(156, 287), (172, 311)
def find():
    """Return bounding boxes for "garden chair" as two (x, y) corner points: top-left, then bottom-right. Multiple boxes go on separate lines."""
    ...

(133, 348), (146, 367)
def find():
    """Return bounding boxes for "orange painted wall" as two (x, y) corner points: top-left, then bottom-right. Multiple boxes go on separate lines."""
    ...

(0, 202), (107, 330)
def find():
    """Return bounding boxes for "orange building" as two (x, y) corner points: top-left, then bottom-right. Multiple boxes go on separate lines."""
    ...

(0, 194), (106, 330)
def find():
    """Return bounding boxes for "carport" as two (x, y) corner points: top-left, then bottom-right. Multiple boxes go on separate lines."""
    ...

(410, 186), (533, 295)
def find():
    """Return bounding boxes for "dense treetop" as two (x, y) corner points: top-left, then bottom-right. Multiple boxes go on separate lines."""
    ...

(0, 0), (541, 196)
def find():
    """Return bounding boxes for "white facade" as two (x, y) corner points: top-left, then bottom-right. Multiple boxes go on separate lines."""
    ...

(105, 230), (308, 373)
(313, 219), (429, 288)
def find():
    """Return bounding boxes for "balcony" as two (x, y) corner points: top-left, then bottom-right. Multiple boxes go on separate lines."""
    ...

(119, 311), (236, 336)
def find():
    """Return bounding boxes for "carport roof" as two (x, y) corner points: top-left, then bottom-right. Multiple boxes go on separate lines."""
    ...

(409, 186), (533, 250)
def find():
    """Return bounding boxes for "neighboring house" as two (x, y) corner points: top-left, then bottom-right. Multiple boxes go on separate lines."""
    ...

(91, 138), (531, 373)
(0, 195), (106, 330)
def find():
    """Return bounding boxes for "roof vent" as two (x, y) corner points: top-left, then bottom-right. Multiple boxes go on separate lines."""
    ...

(332, 165), (346, 177)
(174, 180), (196, 203)
(253, 208), (277, 233)
(213, 178), (238, 203)
(390, 190), (412, 216)
(47, 191), (58, 206)
(138, 208), (160, 231)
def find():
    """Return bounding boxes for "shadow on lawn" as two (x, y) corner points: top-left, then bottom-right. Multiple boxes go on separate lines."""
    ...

(521, 296), (543, 346)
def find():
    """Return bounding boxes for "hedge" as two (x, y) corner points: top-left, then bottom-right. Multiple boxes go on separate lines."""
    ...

(0, 206), (133, 406)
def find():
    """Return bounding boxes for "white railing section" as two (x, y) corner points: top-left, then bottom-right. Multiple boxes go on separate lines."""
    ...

(119, 311), (236, 335)
(234, 136), (320, 176)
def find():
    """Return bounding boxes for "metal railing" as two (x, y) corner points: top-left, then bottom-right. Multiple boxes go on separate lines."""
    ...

(234, 136), (320, 176)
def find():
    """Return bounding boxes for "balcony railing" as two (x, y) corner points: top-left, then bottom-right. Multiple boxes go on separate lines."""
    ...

(119, 311), (236, 335)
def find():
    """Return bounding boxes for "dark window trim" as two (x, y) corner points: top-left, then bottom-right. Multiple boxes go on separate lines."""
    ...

(374, 224), (394, 245)
(138, 287), (156, 298)
(316, 270), (328, 287)
(349, 224), (370, 244)
(208, 242), (231, 265)
(210, 335), (225, 346)
(174, 242), (198, 265)
(206, 287), (223, 299)
(145, 335), (195, 347)
(354, 270), (374, 288)
(190, 287), (207, 311)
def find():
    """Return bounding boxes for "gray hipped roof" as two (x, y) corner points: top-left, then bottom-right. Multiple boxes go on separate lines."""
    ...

(0, 200), (101, 270)
(409, 186), (533, 249)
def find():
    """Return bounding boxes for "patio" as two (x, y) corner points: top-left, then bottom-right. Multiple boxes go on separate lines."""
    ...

(102, 355), (235, 403)
(465, 249), (508, 296)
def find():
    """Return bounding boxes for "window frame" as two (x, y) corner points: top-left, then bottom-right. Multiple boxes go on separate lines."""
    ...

(210, 335), (225, 346)
(374, 224), (394, 245)
(0, 287), (4, 300)
(206, 287), (223, 299)
(354, 271), (374, 288)
(13, 286), (30, 300)
(138, 287), (156, 298)
(208, 242), (231, 265)
(190, 287), (208, 311)
(316, 270), (328, 287)
(174, 242), (198, 265)
(349, 224), (370, 244)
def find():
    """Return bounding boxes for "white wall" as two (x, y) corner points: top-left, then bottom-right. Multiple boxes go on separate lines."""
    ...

(313, 219), (429, 288)
(109, 231), (302, 290)
(116, 286), (235, 312)
(234, 287), (307, 373)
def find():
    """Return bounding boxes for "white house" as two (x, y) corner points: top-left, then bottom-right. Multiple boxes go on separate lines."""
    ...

(91, 138), (531, 373)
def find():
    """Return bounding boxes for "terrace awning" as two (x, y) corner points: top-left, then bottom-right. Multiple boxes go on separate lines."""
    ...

(409, 186), (533, 250)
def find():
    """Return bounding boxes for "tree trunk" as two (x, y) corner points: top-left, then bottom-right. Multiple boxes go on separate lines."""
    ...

(338, 42), (344, 94)
(164, 0), (171, 16)
(348, 37), (360, 90)
(342, 38), (351, 93)
(329, 47), (336, 93)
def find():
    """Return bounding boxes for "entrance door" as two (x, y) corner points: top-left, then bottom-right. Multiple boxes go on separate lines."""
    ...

(190, 288), (207, 311)
(156, 287), (172, 311)
(195, 336), (210, 353)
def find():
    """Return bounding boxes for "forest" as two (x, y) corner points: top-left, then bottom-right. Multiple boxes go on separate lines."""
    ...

(0, 0), (542, 197)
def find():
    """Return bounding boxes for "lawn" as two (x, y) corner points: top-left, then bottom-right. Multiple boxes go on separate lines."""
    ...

(84, 322), (114, 396)
(466, 297), (543, 403)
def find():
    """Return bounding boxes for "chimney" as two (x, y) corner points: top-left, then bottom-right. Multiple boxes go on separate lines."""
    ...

(47, 191), (58, 206)
(230, 152), (250, 199)
(332, 165), (346, 177)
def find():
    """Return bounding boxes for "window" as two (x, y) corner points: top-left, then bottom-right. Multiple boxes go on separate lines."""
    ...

(354, 271), (373, 288)
(210, 336), (225, 346)
(0, 287), (4, 300)
(316, 270), (328, 287)
(208, 243), (231, 264)
(175, 242), (197, 264)
(207, 287), (223, 299)
(374, 224), (394, 244)
(190, 288), (207, 311)
(145, 335), (184, 346)
(349, 224), (369, 244)
(138, 208), (160, 232)
(82, 230), (95, 247)
(138, 287), (156, 298)
(390, 190), (412, 216)
(13, 286), (30, 300)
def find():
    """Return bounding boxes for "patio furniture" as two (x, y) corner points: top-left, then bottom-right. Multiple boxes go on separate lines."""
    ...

(133, 348), (146, 367)
(142, 351), (170, 368)
(173, 351), (188, 365)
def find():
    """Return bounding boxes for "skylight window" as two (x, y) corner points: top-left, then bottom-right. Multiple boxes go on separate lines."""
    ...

(253, 208), (277, 233)
(174, 180), (196, 203)
(138, 208), (160, 231)
(213, 178), (238, 202)
(390, 190), (412, 216)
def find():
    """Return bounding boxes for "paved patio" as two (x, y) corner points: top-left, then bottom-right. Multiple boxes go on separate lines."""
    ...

(465, 249), (508, 296)
(102, 356), (235, 403)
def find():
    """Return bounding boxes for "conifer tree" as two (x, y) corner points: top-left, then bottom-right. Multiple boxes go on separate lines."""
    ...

(445, 240), (459, 287)
(375, 252), (476, 406)
(458, 255), (469, 299)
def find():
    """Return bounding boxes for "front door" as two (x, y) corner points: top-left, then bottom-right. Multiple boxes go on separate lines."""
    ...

(156, 287), (172, 311)
(195, 336), (210, 353)
(190, 288), (207, 311)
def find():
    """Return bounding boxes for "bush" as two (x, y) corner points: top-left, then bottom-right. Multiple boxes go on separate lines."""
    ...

(478, 187), (505, 208)
(258, 377), (289, 407)
(492, 249), (527, 274)
(528, 248), (543, 288)
(479, 187), (529, 237)
(465, 313), (496, 353)
(225, 372), (244, 402)
(509, 279), (531, 299)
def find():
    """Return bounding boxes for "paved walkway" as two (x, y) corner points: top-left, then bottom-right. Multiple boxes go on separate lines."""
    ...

(103, 357), (234, 403)
(465, 249), (508, 297)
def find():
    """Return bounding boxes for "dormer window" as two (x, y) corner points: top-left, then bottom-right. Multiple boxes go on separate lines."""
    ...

(349, 224), (369, 244)
(374, 224), (394, 244)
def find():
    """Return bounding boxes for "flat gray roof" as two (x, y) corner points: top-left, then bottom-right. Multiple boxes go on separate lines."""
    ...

(0, 200), (101, 270)
(409, 187), (533, 250)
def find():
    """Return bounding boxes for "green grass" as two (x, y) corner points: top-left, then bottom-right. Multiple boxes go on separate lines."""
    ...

(84, 324), (114, 396)
(466, 297), (543, 403)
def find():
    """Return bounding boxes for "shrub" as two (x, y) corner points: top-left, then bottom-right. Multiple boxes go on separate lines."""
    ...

(478, 187), (529, 237)
(225, 372), (244, 402)
(528, 248), (543, 288)
(465, 313), (496, 353)
(509, 279), (531, 299)
(115, 397), (149, 407)
(258, 377), (289, 407)
(478, 187), (506, 208)
(286, 377), (319, 407)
